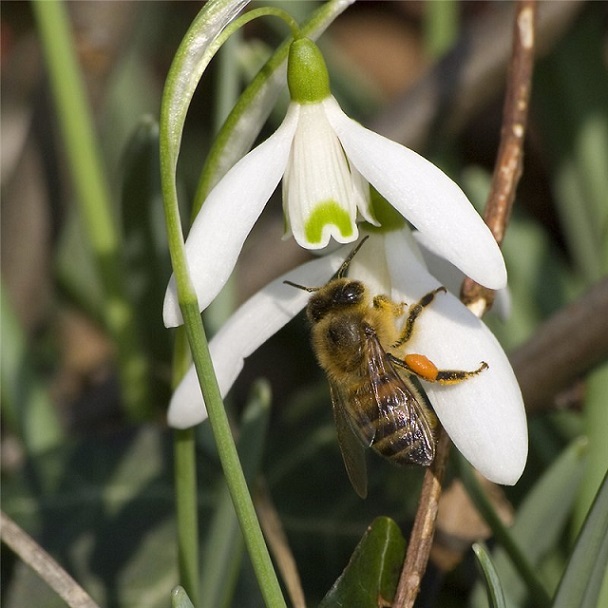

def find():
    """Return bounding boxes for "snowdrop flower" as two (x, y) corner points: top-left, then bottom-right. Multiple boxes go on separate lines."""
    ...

(169, 225), (527, 486)
(163, 37), (507, 327)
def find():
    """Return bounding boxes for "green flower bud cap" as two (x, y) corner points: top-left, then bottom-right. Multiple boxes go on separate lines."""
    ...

(288, 38), (331, 103)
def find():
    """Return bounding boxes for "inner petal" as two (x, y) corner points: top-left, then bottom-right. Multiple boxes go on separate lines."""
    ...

(283, 104), (358, 249)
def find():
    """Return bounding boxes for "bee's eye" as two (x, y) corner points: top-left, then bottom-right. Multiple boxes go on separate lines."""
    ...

(337, 282), (363, 305)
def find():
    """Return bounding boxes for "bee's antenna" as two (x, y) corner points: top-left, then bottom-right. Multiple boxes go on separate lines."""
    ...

(337, 235), (369, 279)
(283, 280), (319, 292)
(284, 236), (369, 291)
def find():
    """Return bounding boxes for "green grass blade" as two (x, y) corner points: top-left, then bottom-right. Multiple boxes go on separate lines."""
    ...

(32, 0), (150, 420)
(473, 543), (507, 608)
(0, 283), (64, 454)
(467, 437), (588, 608)
(171, 586), (195, 608)
(552, 469), (608, 608)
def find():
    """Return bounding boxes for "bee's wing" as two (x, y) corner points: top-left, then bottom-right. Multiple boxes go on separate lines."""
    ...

(365, 335), (437, 465)
(330, 382), (368, 499)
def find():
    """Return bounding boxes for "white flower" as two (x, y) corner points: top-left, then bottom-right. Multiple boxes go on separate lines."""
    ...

(163, 38), (506, 327)
(167, 249), (344, 428)
(168, 228), (527, 486)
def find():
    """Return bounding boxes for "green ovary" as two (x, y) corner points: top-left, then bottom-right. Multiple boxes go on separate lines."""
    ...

(304, 201), (354, 244)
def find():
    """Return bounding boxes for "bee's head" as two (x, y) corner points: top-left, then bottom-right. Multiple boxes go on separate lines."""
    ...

(283, 236), (369, 320)
(307, 279), (366, 323)
(283, 236), (369, 322)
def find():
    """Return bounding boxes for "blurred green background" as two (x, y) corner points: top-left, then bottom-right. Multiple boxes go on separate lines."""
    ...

(1, 1), (607, 607)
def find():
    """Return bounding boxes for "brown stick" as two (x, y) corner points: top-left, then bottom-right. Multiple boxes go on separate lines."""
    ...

(0, 511), (100, 608)
(393, 429), (450, 607)
(511, 277), (608, 413)
(394, 3), (537, 607)
(255, 481), (307, 608)
(461, 0), (537, 313)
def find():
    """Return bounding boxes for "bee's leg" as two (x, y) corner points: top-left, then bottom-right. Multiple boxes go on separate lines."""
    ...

(389, 353), (488, 384)
(392, 287), (447, 348)
(372, 294), (406, 319)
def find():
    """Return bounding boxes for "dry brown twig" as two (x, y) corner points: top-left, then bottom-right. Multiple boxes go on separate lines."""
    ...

(393, 430), (451, 608)
(461, 0), (537, 313)
(511, 277), (608, 413)
(393, 2), (537, 607)
(0, 511), (100, 608)
(255, 481), (307, 608)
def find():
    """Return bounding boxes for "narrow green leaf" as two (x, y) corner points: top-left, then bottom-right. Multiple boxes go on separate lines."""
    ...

(552, 469), (608, 608)
(120, 116), (172, 374)
(0, 282), (63, 454)
(533, 3), (608, 282)
(172, 586), (195, 608)
(318, 517), (406, 608)
(574, 362), (608, 537)
(467, 437), (588, 608)
(32, 0), (150, 421)
(473, 543), (507, 608)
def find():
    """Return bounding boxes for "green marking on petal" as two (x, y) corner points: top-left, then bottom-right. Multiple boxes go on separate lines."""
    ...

(304, 201), (354, 244)
(288, 38), (331, 103)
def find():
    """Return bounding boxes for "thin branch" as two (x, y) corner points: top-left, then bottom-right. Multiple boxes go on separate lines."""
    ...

(394, 3), (537, 607)
(0, 511), (100, 608)
(511, 277), (608, 413)
(393, 429), (450, 607)
(255, 481), (307, 608)
(462, 0), (537, 313)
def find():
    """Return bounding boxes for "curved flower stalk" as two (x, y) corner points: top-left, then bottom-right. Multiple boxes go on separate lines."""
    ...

(169, 227), (528, 486)
(163, 38), (507, 327)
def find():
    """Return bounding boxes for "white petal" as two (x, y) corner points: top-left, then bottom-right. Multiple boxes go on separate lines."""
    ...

(167, 365), (206, 429)
(168, 251), (345, 428)
(346, 231), (391, 296)
(324, 97), (507, 290)
(350, 165), (379, 226)
(428, 323), (527, 485)
(163, 105), (300, 327)
(415, 231), (512, 321)
(383, 231), (527, 484)
(283, 104), (358, 249)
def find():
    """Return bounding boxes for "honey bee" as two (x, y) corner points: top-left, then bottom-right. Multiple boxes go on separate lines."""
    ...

(285, 237), (488, 498)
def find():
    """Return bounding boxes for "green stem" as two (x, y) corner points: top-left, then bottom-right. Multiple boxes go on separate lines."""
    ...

(174, 428), (200, 607)
(160, 10), (284, 603)
(32, 0), (149, 421)
(162, 2), (353, 602)
(171, 327), (201, 603)
(175, 300), (285, 608)
(424, 0), (459, 58)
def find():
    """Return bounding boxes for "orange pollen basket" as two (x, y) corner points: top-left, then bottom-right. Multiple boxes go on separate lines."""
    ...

(404, 354), (439, 381)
